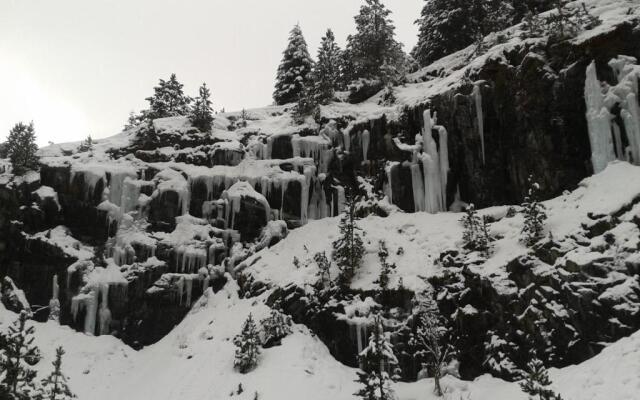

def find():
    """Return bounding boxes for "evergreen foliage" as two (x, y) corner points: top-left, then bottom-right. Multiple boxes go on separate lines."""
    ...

(355, 316), (398, 400)
(545, 1), (601, 42)
(292, 84), (319, 125)
(332, 192), (365, 289)
(519, 358), (564, 400)
(260, 308), (292, 347)
(77, 135), (93, 153)
(313, 29), (343, 104)
(412, 0), (547, 66)
(411, 296), (451, 397)
(345, 0), (405, 82)
(145, 73), (192, 120)
(273, 24), (314, 106)
(6, 122), (39, 175)
(313, 251), (332, 289)
(521, 176), (548, 247)
(0, 311), (42, 399)
(233, 313), (261, 373)
(37, 347), (75, 400)
(123, 111), (142, 131)
(460, 204), (491, 255)
(374, 240), (396, 290)
(189, 83), (214, 132)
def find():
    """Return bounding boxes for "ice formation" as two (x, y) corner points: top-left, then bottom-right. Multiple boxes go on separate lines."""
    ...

(473, 83), (486, 165)
(292, 134), (333, 173)
(406, 109), (450, 213)
(361, 129), (370, 162)
(584, 58), (640, 173)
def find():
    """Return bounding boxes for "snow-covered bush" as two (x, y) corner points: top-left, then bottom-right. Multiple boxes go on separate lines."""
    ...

(233, 313), (261, 373)
(355, 315), (398, 400)
(37, 346), (76, 399)
(333, 193), (365, 289)
(519, 357), (564, 400)
(260, 308), (292, 348)
(521, 176), (548, 247)
(5, 122), (39, 175)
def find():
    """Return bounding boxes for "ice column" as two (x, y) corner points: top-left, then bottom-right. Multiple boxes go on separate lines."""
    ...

(585, 61), (616, 173)
(473, 83), (486, 165)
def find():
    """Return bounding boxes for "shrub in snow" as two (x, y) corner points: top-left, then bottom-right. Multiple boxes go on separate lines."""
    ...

(145, 73), (192, 120)
(410, 296), (451, 397)
(0, 311), (41, 399)
(77, 135), (94, 153)
(546, 1), (600, 43)
(273, 24), (314, 106)
(260, 308), (292, 348)
(521, 175), (548, 247)
(233, 313), (261, 373)
(355, 316), (398, 400)
(519, 357), (564, 400)
(5, 121), (39, 175)
(333, 192), (365, 290)
(374, 241), (396, 290)
(313, 251), (332, 290)
(189, 83), (214, 132)
(460, 204), (492, 256)
(37, 346), (76, 399)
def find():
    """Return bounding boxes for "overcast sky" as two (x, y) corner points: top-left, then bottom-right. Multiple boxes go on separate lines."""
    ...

(0, 0), (422, 146)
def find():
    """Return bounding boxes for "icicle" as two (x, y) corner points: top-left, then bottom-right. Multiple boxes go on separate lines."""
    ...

(438, 126), (449, 208)
(385, 163), (394, 204)
(343, 129), (351, 152)
(362, 130), (370, 162)
(410, 162), (425, 212)
(176, 276), (185, 306)
(623, 92), (640, 163)
(335, 186), (345, 216)
(185, 276), (193, 307)
(472, 84), (485, 165)
(84, 288), (98, 336)
(585, 61), (616, 173)
(48, 275), (60, 322)
(98, 283), (112, 336)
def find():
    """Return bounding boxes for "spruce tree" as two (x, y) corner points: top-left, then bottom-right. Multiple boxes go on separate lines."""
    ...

(6, 122), (39, 175)
(314, 29), (343, 104)
(273, 24), (314, 106)
(313, 251), (332, 290)
(0, 311), (42, 399)
(412, 0), (516, 67)
(521, 175), (547, 247)
(233, 313), (261, 373)
(460, 204), (482, 250)
(145, 73), (192, 119)
(332, 192), (365, 290)
(37, 347), (75, 400)
(345, 0), (405, 81)
(374, 240), (396, 290)
(189, 82), (214, 132)
(355, 316), (398, 400)
(411, 296), (451, 397)
(519, 358), (564, 400)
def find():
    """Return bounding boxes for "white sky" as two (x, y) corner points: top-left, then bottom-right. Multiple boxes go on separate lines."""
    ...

(0, 0), (422, 146)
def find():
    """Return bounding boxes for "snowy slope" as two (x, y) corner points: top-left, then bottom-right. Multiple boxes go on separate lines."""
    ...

(239, 162), (640, 294)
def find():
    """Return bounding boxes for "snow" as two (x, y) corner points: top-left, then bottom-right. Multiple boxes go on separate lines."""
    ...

(26, 226), (94, 260)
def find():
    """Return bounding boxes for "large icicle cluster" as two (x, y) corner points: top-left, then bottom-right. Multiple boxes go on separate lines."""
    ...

(585, 57), (640, 173)
(408, 109), (449, 213)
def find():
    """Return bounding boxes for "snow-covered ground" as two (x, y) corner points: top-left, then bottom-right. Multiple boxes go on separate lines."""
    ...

(2, 275), (639, 400)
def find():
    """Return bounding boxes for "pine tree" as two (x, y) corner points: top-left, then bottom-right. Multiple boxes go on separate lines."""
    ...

(123, 111), (141, 131)
(145, 73), (192, 120)
(412, 0), (516, 67)
(0, 311), (42, 399)
(332, 192), (365, 290)
(355, 316), (398, 400)
(374, 240), (396, 290)
(460, 204), (482, 250)
(233, 313), (261, 373)
(37, 347), (75, 400)
(189, 82), (214, 132)
(545, 0), (600, 42)
(6, 122), (39, 175)
(345, 0), (405, 82)
(519, 358), (564, 400)
(292, 84), (319, 125)
(314, 29), (343, 105)
(260, 308), (292, 347)
(273, 24), (314, 106)
(521, 175), (547, 247)
(477, 215), (493, 258)
(411, 296), (450, 397)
